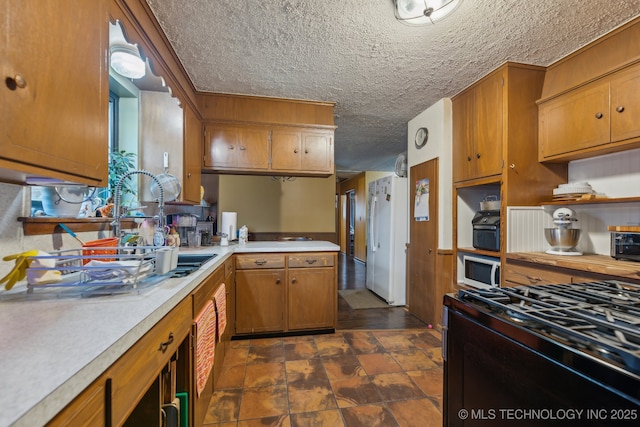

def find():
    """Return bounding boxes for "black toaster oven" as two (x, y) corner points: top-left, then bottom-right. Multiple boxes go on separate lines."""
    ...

(611, 232), (640, 261)
(472, 210), (500, 252)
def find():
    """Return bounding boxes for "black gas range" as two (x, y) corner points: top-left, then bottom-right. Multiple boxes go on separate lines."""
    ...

(443, 280), (640, 426)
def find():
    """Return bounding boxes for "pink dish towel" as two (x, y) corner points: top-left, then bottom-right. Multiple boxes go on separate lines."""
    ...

(194, 300), (216, 397)
(214, 283), (227, 342)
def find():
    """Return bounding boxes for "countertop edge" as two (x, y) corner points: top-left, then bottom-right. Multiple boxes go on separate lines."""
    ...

(5, 241), (339, 427)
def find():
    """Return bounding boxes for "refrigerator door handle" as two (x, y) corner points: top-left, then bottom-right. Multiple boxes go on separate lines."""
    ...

(369, 195), (377, 252)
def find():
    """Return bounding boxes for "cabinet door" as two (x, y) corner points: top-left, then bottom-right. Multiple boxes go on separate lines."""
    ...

(539, 81), (610, 159)
(182, 104), (203, 203)
(47, 379), (106, 427)
(236, 270), (285, 333)
(610, 65), (640, 143)
(452, 90), (475, 183)
(204, 124), (238, 168)
(2, 0), (108, 185)
(473, 71), (504, 178)
(288, 268), (335, 330)
(271, 128), (302, 171)
(237, 127), (270, 170)
(301, 130), (333, 173)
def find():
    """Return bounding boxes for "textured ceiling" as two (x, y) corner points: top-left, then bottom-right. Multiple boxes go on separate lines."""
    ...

(145, 0), (640, 177)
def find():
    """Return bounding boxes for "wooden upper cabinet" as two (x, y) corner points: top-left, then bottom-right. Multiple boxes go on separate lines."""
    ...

(539, 81), (610, 158)
(271, 128), (334, 174)
(182, 104), (203, 203)
(539, 62), (640, 162)
(204, 124), (270, 171)
(1, 0), (108, 186)
(452, 69), (504, 183)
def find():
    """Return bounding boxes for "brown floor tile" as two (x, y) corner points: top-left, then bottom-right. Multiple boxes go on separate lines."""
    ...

(290, 409), (345, 427)
(411, 330), (442, 348)
(356, 353), (403, 375)
(244, 362), (286, 388)
(342, 331), (385, 355)
(340, 404), (399, 427)
(216, 363), (247, 389)
(322, 353), (365, 380)
(286, 359), (328, 383)
(285, 341), (320, 360)
(287, 379), (337, 414)
(421, 347), (443, 367)
(238, 415), (291, 427)
(203, 422), (236, 427)
(248, 343), (285, 364)
(387, 398), (442, 427)
(389, 348), (438, 371)
(238, 385), (289, 420)
(204, 389), (243, 424)
(406, 368), (443, 397)
(225, 346), (250, 365)
(372, 332), (416, 352)
(314, 335), (353, 357)
(330, 376), (383, 408)
(371, 372), (425, 402)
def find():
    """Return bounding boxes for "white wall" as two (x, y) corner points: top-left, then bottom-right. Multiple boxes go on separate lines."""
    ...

(406, 98), (453, 249)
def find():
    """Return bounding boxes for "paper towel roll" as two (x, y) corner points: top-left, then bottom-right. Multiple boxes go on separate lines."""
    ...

(221, 212), (237, 240)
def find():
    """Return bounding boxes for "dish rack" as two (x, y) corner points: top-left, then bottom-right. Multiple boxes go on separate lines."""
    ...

(25, 246), (164, 296)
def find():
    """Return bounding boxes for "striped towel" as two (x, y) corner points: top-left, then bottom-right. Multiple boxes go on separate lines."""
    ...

(194, 300), (216, 397)
(214, 283), (227, 342)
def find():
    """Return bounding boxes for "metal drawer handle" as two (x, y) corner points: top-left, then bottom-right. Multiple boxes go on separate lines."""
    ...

(305, 259), (317, 265)
(254, 259), (267, 265)
(6, 74), (27, 90)
(159, 332), (174, 353)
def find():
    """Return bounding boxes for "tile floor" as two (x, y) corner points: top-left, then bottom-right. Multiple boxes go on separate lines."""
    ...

(203, 328), (443, 427)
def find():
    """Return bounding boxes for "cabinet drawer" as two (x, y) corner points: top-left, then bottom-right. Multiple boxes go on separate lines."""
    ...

(47, 378), (106, 427)
(287, 253), (335, 268)
(504, 262), (595, 286)
(107, 298), (191, 426)
(235, 254), (285, 269)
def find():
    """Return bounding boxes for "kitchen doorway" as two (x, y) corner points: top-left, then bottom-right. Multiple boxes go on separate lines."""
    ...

(345, 190), (355, 257)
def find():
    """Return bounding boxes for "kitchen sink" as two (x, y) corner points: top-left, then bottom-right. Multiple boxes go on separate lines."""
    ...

(172, 254), (217, 277)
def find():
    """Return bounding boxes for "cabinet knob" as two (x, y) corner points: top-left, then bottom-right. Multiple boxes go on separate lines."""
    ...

(305, 149), (309, 154)
(6, 74), (27, 90)
(239, 146), (246, 151)
(467, 156), (472, 161)
(275, 278), (281, 285)
(616, 106), (625, 113)
(228, 145), (234, 150)
(476, 153), (481, 159)
(294, 149), (298, 153)
(291, 277), (297, 284)
(187, 172), (192, 178)
(595, 112), (604, 119)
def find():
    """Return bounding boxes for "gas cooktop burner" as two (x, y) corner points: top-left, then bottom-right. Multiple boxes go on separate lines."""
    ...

(459, 280), (640, 374)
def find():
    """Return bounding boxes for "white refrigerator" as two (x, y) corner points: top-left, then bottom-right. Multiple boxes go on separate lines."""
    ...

(366, 175), (408, 306)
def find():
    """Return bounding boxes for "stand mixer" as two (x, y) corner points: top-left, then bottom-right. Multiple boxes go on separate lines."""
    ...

(544, 207), (582, 255)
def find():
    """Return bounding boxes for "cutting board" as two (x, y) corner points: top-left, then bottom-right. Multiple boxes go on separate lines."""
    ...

(608, 225), (640, 232)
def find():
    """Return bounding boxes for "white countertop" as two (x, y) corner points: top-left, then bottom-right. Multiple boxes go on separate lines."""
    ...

(0, 240), (338, 427)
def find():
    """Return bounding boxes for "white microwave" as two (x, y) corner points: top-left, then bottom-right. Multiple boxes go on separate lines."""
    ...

(463, 254), (500, 289)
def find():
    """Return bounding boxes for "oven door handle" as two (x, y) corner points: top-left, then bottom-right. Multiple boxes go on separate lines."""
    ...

(491, 262), (499, 287)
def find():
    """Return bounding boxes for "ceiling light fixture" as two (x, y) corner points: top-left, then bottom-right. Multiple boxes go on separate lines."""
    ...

(393, 0), (463, 25)
(110, 43), (146, 79)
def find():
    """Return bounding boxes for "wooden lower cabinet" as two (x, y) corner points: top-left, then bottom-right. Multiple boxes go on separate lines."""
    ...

(47, 378), (107, 427)
(235, 252), (337, 335)
(236, 269), (286, 334)
(504, 259), (607, 287)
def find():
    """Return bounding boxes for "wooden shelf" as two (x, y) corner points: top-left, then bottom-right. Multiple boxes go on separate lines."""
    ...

(541, 196), (640, 206)
(19, 217), (138, 236)
(457, 247), (501, 258)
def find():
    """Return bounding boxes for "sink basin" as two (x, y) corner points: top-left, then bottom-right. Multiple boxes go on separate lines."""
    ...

(176, 254), (217, 266)
(172, 254), (217, 277)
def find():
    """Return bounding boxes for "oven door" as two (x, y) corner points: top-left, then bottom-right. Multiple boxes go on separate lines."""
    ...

(443, 305), (639, 426)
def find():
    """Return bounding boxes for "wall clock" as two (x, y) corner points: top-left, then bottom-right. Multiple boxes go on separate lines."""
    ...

(414, 127), (429, 149)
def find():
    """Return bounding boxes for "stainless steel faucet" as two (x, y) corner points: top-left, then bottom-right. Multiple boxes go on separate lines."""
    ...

(112, 170), (165, 240)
